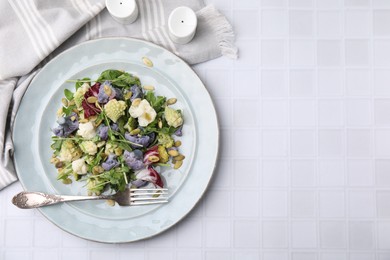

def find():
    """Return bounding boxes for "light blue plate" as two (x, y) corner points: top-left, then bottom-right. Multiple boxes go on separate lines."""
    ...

(13, 38), (219, 243)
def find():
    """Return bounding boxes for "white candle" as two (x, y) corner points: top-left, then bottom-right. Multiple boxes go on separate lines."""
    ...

(106, 0), (138, 24)
(168, 6), (197, 45)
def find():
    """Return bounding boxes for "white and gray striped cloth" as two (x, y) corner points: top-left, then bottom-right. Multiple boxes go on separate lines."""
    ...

(0, 0), (237, 190)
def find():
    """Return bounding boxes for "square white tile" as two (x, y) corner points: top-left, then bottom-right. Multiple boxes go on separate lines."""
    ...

(261, 100), (288, 126)
(346, 69), (371, 96)
(262, 221), (288, 248)
(345, 40), (370, 66)
(349, 221), (375, 249)
(290, 100), (316, 126)
(290, 40), (316, 66)
(262, 159), (288, 187)
(261, 10), (288, 37)
(319, 221), (347, 248)
(261, 69), (288, 97)
(290, 10), (314, 37)
(290, 129), (317, 156)
(374, 40), (390, 66)
(262, 190), (288, 217)
(291, 159), (317, 187)
(318, 129), (344, 157)
(291, 190), (317, 218)
(317, 40), (342, 67)
(261, 40), (286, 67)
(233, 220), (260, 248)
(345, 10), (371, 37)
(291, 221), (318, 248)
(317, 11), (342, 37)
(318, 100), (344, 126)
(319, 190), (345, 218)
(373, 10), (390, 36)
(290, 69), (316, 97)
(262, 129), (288, 157)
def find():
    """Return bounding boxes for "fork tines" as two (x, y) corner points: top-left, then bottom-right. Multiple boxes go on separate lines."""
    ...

(129, 188), (168, 206)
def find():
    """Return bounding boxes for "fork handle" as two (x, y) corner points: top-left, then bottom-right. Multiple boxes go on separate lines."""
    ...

(12, 191), (113, 209)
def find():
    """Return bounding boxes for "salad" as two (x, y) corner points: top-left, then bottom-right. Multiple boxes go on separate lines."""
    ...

(50, 69), (185, 196)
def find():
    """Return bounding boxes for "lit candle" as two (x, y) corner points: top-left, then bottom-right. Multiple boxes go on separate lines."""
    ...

(105, 0), (138, 24)
(168, 6), (197, 44)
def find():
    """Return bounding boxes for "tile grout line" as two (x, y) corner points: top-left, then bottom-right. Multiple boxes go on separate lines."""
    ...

(340, 2), (351, 255)
(228, 1), (234, 255)
(370, 0), (380, 255)
(286, 2), (292, 258)
(313, 0), (321, 254)
(258, 1), (262, 256)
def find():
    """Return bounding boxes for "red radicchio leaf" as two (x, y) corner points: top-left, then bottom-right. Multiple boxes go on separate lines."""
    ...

(87, 82), (101, 97)
(143, 145), (159, 165)
(136, 166), (164, 188)
(82, 83), (101, 118)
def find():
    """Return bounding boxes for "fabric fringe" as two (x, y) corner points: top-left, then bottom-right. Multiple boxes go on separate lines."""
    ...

(197, 5), (238, 59)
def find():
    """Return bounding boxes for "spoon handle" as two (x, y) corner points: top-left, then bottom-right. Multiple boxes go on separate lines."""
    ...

(12, 191), (111, 209)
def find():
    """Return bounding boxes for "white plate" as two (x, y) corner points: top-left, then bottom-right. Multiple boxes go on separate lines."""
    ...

(13, 37), (219, 243)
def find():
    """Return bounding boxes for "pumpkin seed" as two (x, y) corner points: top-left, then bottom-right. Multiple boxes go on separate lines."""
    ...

(132, 98), (141, 106)
(115, 148), (123, 156)
(166, 98), (177, 105)
(62, 178), (72, 185)
(57, 108), (63, 117)
(104, 85), (112, 96)
(106, 199), (116, 207)
(142, 56), (153, 67)
(130, 128), (140, 135)
(143, 85), (155, 91)
(148, 155), (160, 162)
(50, 157), (59, 164)
(174, 154), (185, 161)
(87, 96), (97, 103)
(61, 98), (68, 107)
(168, 150), (179, 157)
(124, 91), (132, 100)
(101, 153), (108, 161)
(89, 115), (97, 121)
(174, 140), (182, 147)
(97, 141), (106, 148)
(92, 166), (104, 175)
(174, 160), (183, 169)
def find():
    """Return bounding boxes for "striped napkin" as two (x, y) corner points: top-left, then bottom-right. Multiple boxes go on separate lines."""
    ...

(0, 0), (237, 190)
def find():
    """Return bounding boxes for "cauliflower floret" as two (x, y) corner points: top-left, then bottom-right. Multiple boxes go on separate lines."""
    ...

(77, 121), (96, 139)
(157, 133), (174, 148)
(104, 141), (119, 155)
(164, 106), (183, 128)
(72, 158), (88, 175)
(158, 145), (169, 163)
(104, 99), (127, 123)
(74, 83), (90, 108)
(59, 140), (82, 162)
(80, 141), (98, 155)
(129, 99), (157, 127)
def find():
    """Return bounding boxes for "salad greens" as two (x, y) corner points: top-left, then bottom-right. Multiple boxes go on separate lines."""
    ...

(50, 69), (184, 196)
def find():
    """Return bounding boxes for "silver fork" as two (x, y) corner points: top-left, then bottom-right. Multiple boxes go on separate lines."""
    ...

(12, 188), (168, 209)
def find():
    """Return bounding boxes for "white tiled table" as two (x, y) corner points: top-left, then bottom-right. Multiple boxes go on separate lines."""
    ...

(2, 0), (390, 259)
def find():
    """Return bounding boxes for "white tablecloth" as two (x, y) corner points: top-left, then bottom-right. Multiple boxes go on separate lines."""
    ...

(2, 0), (390, 259)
